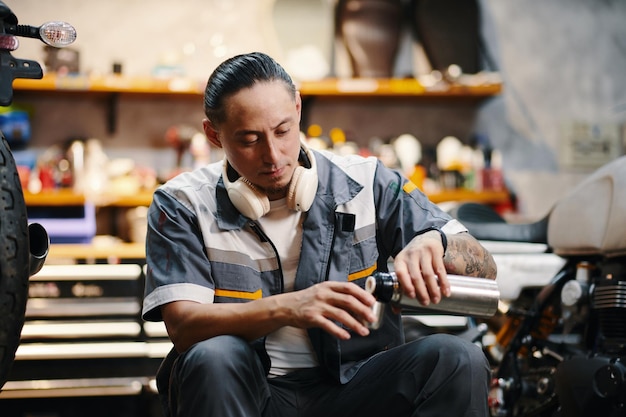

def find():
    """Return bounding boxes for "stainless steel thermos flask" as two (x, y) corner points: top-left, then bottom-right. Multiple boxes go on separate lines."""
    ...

(365, 271), (500, 329)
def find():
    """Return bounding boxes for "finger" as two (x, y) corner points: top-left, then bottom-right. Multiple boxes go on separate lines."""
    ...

(413, 277), (430, 305)
(323, 306), (371, 338)
(313, 283), (376, 335)
(399, 248), (433, 305)
(330, 281), (377, 307)
(408, 254), (433, 306)
(410, 268), (430, 306)
(422, 272), (441, 304)
(295, 298), (355, 340)
(318, 319), (352, 340)
(329, 290), (378, 326)
(393, 263), (416, 299)
(433, 259), (450, 297)
(417, 253), (444, 304)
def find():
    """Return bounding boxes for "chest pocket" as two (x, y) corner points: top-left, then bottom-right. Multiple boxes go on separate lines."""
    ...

(210, 261), (278, 303)
(327, 213), (378, 286)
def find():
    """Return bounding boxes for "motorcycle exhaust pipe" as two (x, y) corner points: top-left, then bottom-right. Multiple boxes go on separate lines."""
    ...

(365, 272), (500, 330)
(28, 222), (49, 276)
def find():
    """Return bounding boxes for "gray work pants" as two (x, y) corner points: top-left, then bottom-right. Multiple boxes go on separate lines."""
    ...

(168, 333), (490, 417)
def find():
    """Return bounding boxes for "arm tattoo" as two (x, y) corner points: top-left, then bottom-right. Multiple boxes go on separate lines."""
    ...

(443, 233), (497, 279)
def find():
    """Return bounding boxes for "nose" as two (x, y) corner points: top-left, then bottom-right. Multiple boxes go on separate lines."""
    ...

(261, 136), (281, 165)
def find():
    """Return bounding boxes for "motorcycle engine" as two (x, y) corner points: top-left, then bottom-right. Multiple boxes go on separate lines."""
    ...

(554, 259), (626, 417)
(592, 259), (626, 354)
(488, 260), (626, 417)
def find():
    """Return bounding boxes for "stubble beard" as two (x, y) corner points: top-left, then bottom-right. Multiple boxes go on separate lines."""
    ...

(263, 181), (291, 201)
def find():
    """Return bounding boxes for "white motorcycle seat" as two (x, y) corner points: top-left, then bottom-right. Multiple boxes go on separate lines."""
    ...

(548, 156), (626, 257)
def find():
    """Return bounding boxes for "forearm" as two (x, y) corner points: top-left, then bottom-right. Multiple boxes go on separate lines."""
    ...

(162, 281), (376, 353)
(444, 232), (497, 279)
(162, 296), (291, 353)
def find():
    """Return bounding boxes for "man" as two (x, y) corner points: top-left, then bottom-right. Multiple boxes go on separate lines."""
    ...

(142, 52), (497, 417)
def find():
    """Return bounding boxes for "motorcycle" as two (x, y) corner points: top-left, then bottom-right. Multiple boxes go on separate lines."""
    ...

(450, 156), (626, 417)
(0, 1), (75, 389)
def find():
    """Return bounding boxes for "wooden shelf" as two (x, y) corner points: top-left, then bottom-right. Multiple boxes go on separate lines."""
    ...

(24, 189), (85, 206)
(298, 78), (502, 98)
(17, 74), (505, 208)
(13, 75), (205, 133)
(13, 74), (205, 96)
(24, 189), (154, 207)
(48, 242), (146, 260)
(13, 74), (501, 99)
(13, 74), (501, 132)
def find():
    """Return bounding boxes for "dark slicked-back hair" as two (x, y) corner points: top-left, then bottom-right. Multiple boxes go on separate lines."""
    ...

(204, 52), (296, 126)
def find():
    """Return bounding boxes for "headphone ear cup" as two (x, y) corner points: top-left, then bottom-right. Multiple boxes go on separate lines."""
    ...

(223, 160), (270, 220)
(286, 166), (316, 211)
(227, 181), (270, 220)
(287, 148), (318, 212)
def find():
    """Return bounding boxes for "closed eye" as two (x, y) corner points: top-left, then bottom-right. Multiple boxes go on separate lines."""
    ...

(236, 133), (260, 145)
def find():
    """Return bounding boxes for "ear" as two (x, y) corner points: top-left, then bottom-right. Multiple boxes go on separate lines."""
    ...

(203, 118), (222, 148)
(295, 91), (302, 123)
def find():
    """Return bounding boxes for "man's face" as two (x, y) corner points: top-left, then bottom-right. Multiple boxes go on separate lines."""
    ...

(206, 81), (303, 201)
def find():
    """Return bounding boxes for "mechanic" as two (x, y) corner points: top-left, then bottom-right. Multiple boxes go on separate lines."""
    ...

(142, 51), (498, 417)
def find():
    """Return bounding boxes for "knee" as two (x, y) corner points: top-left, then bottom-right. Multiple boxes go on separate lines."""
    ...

(185, 335), (255, 362)
(176, 335), (261, 382)
(417, 333), (489, 376)
(411, 334), (490, 414)
(169, 336), (269, 415)
(436, 333), (486, 359)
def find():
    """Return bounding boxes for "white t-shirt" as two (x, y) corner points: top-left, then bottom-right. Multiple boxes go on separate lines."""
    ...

(256, 198), (319, 377)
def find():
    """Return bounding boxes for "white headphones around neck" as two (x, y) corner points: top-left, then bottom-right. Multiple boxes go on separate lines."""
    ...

(222, 141), (318, 220)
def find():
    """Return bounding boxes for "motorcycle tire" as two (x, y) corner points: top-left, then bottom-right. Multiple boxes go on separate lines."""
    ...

(0, 132), (30, 390)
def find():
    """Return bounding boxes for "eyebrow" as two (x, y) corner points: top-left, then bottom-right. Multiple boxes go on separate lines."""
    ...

(233, 117), (294, 137)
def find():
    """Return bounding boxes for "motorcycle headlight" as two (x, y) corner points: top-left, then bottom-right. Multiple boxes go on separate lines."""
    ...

(39, 21), (76, 47)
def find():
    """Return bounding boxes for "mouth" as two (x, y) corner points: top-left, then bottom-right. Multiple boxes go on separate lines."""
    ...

(259, 166), (292, 197)
(262, 166), (286, 180)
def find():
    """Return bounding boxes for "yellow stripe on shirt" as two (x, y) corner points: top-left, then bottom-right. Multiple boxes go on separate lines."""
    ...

(348, 264), (377, 282)
(214, 288), (263, 300)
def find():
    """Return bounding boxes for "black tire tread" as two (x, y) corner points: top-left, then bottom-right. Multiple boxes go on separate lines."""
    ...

(0, 133), (30, 389)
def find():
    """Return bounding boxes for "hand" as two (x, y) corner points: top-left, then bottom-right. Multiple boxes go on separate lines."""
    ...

(283, 281), (377, 340)
(392, 230), (450, 306)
